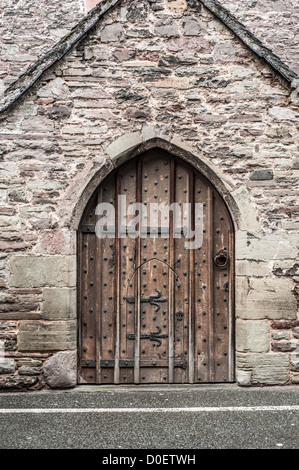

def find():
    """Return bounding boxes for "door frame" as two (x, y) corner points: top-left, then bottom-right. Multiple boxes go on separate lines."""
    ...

(76, 140), (237, 385)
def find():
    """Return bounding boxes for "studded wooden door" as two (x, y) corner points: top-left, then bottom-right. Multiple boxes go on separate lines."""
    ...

(78, 149), (234, 384)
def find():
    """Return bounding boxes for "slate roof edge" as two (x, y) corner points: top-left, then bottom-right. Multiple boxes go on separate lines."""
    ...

(0, 0), (121, 115)
(199, 0), (299, 85)
(0, 0), (298, 115)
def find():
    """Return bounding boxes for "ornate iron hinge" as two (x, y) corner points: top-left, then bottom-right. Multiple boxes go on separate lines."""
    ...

(126, 289), (168, 312)
(127, 326), (168, 347)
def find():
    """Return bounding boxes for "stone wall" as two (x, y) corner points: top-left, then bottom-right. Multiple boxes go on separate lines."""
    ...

(1, 0), (299, 94)
(0, 0), (298, 390)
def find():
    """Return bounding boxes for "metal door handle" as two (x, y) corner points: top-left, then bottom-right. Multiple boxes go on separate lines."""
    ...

(214, 249), (229, 268)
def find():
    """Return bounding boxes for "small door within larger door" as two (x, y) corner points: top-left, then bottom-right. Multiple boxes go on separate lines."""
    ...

(78, 149), (234, 384)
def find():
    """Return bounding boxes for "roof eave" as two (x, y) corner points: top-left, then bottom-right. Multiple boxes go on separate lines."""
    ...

(199, 0), (298, 84)
(0, 0), (120, 115)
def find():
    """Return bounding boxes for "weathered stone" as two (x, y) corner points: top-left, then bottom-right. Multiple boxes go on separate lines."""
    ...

(8, 189), (28, 203)
(182, 16), (205, 36)
(21, 116), (55, 133)
(249, 169), (273, 181)
(290, 356), (299, 372)
(18, 365), (41, 375)
(18, 321), (76, 351)
(236, 353), (289, 385)
(154, 19), (180, 38)
(231, 188), (260, 231)
(100, 24), (124, 43)
(167, 0), (188, 13)
(236, 320), (270, 353)
(37, 78), (69, 99)
(43, 351), (76, 388)
(105, 132), (143, 160)
(236, 277), (297, 320)
(272, 330), (291, 341)
(291, 374), (299, 384)
(124, 107), (148, 120)
(236, 369), (252, 387)
(0, 375), (38, 390)
(271, 320), (299, 329)
(271, 341), (298, 352)
(235, 260), (269, 277)
(43, 287), (76, 320)
(0, 358), (15, 374)
(269, 107), (299, 121)
(236, 232), (299, 260)
(167, 37), (211, 52)
(9, 256), (76, 288)
(17, 359), (42, 367)
(214, 43), (236, 62)
(293, 328), (299, 339)
(126, 0), (149, 22)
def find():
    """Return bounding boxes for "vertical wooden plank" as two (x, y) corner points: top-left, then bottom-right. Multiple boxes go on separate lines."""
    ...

(114, 172), (121, 384)
(173, 161), (189, 383)
(77, 230), (83, 384)
(207, 187), (215, 382)
(213, 195), (233, 382)
(134, 158), (142, 384)
(95, 190), (102, 383)
(168, 157), (175, 383)
(188, 169), (195, 384)
(229, 229), (235, 382)
(120, 161), (137, 384)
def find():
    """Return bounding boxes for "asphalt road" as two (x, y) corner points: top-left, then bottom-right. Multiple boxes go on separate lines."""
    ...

(0, 384), (298, 450)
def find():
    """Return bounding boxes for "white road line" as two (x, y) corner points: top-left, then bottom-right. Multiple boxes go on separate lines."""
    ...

(0, 406), (299, 413)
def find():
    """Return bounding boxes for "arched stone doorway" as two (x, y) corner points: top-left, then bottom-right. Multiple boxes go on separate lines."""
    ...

(78, 148), (235, 384)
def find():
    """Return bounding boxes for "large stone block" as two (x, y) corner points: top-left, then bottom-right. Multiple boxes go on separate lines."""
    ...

(105, 132), (142, 160)
(235, 260), (269, 277)
(236, 277), (297, 320)
(18, 321), (76, 351)
(236, 320), (270, 353)
(236, 231), (299, 261)
(231, 188), (260, 231)
(43, 288), (76, 320)
(43, 351), (77, 388)
(237, 353), (289, 385)
(9, 256), (76, 288)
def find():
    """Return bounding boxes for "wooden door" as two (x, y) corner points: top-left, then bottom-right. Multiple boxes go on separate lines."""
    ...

(78, 149), (234, 384)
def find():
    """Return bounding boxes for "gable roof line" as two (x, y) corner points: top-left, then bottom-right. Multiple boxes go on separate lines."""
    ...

(0, 0), (120, 115)
(0, 0), (298, 116)
(200, 0), (298, 84)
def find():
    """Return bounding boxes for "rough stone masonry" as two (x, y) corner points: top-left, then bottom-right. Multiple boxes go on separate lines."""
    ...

(0, 0), (298, 390)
